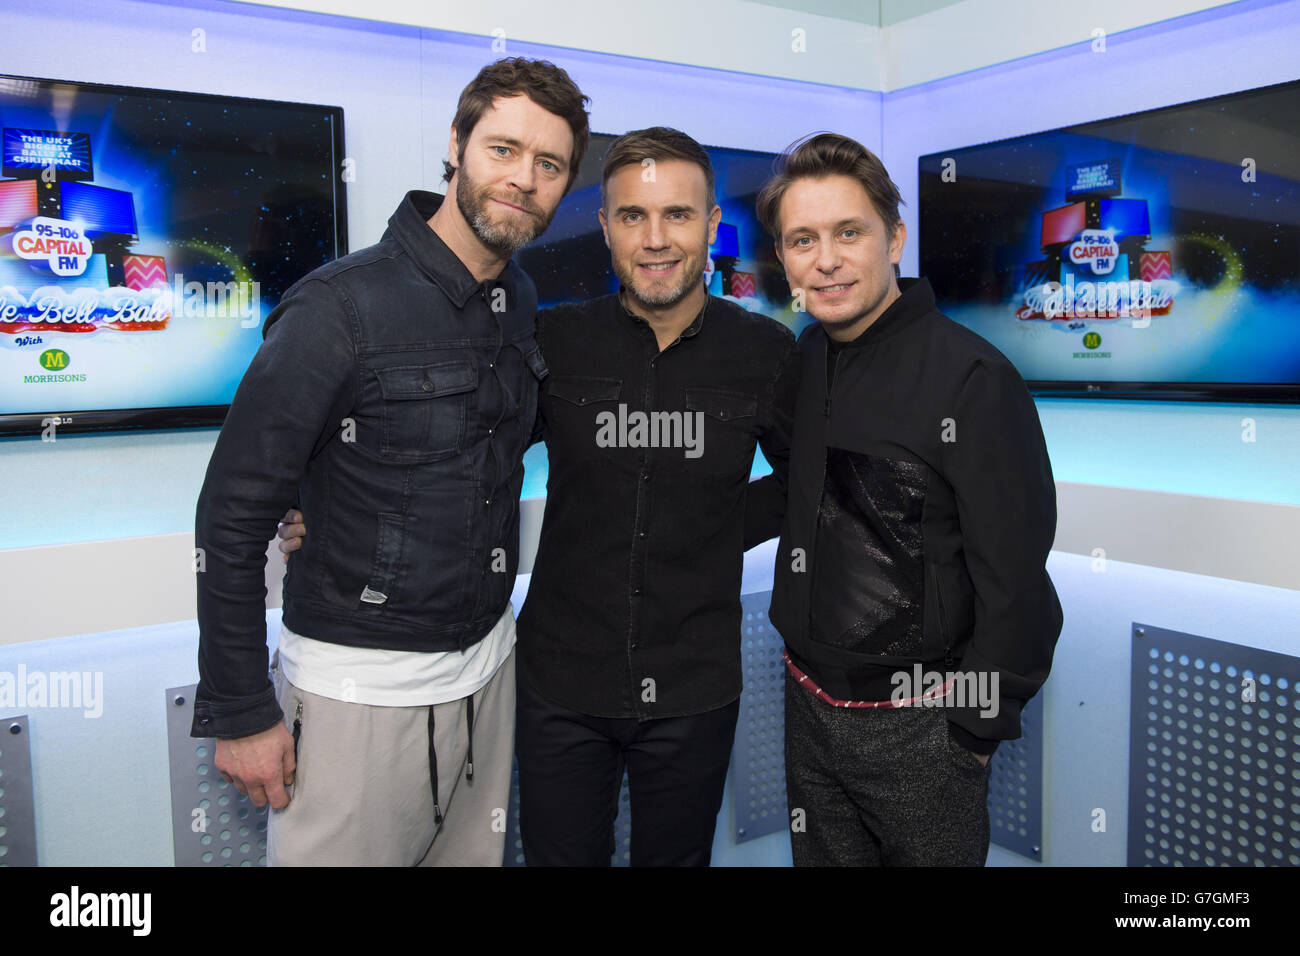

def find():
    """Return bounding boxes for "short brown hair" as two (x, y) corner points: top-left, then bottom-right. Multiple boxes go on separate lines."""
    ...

(442, 57), (591, 193)
(756, 133), (904, 241)
(600, 127), (716, 211)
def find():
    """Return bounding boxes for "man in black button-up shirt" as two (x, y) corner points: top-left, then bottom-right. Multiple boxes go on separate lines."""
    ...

(514, 128), (799, 866)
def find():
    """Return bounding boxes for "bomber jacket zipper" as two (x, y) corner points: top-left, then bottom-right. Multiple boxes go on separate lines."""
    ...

(805, 339), (836, 636)
(824, 342), (841, 419)
(933, 563), (954, 669)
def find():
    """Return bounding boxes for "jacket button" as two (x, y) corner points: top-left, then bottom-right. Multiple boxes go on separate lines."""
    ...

(632, 587), (643, 596)
(421, 380), (434, 392)
(638, 530), (646, 538)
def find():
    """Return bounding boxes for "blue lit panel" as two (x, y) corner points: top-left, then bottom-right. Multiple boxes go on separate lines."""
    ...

(59, 180), (137, 238)
(1098, 198), (1150, 240)
(711, 221), (739, 258)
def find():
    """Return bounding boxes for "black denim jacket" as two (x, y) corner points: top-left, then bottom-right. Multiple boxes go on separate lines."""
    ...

(517, 292), (798, 719)
(192, 191), (544, 739)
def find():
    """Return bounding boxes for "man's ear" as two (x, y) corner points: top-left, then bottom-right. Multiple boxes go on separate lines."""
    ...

(889, 219), (907, 265)
(597, 206), (611, 249)
(706, 204), (722, 246)
(446, 124), (460, 178)
(773, 238), (784, 268)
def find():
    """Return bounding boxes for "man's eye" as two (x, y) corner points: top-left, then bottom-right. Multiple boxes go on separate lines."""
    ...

(794, 236), (812, 247)
(540, 160), (557, 172)
(841, 229), (858, 239)
(492, 146), (511, 156)
(624, 213), (641, 223)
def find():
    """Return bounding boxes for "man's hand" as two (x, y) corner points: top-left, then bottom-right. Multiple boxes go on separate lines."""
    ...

(277, 508), (306, 562)
(215, 722), (297, 810)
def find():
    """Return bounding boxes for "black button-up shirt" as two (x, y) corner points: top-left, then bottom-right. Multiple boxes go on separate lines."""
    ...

(517, 291), (799, 719)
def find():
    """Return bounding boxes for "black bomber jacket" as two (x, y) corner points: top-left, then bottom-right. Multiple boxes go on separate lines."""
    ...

(768, 278), (1063, 754)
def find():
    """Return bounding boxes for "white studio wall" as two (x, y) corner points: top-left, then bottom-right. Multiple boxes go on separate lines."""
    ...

(0, 0), (1296, 869)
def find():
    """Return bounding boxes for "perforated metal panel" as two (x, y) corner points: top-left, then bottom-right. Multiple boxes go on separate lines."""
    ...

(732, 591), (787, 843)
(166, 685), (268, 867)
(731, 590), (1045, 859)
(0, 716), (38, 866)
(1128, 624), (1300, 867)
(988, 692), (1044, 860)
(503, 758), (632, 866)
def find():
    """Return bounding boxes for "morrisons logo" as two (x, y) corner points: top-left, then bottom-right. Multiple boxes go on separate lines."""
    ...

(23, 373), (87, 382)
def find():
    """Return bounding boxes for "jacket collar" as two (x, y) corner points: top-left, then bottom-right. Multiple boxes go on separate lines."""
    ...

(828, 277), (935, 350)
(616, 285), (708, 339)
(384, 190), (520, 309)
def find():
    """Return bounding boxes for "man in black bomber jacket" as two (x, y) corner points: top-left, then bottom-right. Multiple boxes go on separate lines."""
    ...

(757, 133), (1063, 866)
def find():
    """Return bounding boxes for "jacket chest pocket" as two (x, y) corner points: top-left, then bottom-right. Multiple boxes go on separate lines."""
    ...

(685, 386), (757, 473)
(376, 360), (476, 463)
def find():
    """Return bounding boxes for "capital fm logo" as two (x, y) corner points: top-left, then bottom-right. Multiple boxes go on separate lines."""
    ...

(9, 217), (92, 276)
(1066, 229), (1120, 276)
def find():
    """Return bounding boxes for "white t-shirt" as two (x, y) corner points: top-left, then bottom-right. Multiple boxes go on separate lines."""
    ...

(277, 603), (516, 707)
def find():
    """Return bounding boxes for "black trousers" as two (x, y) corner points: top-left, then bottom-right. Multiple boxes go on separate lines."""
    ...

(515, 668), (739, 866)
(784, 669), (992, 866)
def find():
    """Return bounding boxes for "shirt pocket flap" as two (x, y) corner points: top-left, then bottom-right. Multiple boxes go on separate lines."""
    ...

(550, 375), (623, 406)
(377, 360), (476, 401)
(686, 387), (757, 421)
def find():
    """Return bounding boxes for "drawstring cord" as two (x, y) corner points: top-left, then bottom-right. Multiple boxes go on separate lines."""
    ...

(428, 692), (478, 827)
(428, 705), (442, 825)
(466, 694), (475, 781)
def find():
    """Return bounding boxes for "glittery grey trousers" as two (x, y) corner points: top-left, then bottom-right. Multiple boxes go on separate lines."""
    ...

(784, 668), (991, 866)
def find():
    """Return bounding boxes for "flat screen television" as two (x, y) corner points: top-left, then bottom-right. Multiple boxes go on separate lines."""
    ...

(918, 80), (1300, 402)
(0, 74), (347, 436)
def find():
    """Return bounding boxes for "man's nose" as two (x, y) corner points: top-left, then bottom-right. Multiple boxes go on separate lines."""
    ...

(814, 239), (840, 274)
(643, 216), (669, 249)
(507, 157), (537, 195)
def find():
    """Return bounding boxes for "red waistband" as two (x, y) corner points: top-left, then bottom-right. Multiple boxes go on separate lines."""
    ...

(782, 649), (953, 708)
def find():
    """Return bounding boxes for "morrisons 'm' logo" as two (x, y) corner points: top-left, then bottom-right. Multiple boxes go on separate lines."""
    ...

(39, 348), (70, 370)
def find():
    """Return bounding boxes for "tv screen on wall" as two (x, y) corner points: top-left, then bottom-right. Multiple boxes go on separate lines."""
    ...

(918, 79), (1300, 402)
(0, 74), (347, 436)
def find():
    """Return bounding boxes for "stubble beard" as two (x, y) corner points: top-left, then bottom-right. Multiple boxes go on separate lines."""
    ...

(613, 249), (706, 309)
(456, 166), (551, 254)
